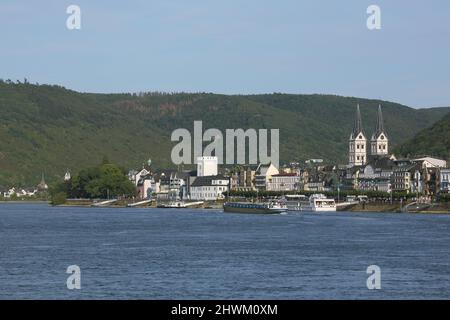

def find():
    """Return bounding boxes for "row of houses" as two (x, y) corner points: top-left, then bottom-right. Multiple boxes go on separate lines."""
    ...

(232, 162), (338, 193)
(129, 157), (337, 202)
(348, 156), (449, 195)
(128, 154), (450, 202)
(232, 156), (450, 195)
(128, 157), (230, 201)
(0, 174), (49, 198)
(0, 187), (39, 198)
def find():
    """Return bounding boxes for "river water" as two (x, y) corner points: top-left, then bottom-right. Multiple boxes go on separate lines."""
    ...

(1, 203), (449, 299)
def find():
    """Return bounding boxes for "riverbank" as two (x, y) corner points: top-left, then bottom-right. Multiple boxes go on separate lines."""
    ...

(0, 200), (49, 204)
(345, 202), (450, 214)
(59, 200), (450, 214)
(59, 199), (225, 209)
(3, 199), (449, 214)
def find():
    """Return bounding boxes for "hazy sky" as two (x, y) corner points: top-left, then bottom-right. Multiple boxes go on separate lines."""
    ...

(1, 0), (449, 108)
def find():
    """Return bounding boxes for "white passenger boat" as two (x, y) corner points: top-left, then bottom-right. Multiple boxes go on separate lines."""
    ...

(285, 194), (336, 212)
(157, 201), (204, 208)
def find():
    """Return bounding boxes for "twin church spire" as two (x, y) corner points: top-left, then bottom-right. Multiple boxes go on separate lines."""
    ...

(372, 105), (387, 140)
(349, 104), (388, 166)
(351, 104), (364, 139)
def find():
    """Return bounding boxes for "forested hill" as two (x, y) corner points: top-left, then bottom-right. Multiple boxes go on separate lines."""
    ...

(0, 81), (449, 186)
(394, 111), (450, 159)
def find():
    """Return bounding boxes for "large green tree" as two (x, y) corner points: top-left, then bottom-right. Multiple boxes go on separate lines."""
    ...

(51, 162), (136, 202)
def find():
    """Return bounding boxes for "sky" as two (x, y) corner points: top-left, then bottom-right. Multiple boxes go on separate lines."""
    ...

(0, 0), (449, 108)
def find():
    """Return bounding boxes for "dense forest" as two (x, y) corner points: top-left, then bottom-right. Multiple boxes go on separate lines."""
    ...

(0, 80), (449, 186)
(394, 112), (450, 159)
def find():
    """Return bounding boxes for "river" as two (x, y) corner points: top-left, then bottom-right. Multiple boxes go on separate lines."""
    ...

(1, 203), (449, 299)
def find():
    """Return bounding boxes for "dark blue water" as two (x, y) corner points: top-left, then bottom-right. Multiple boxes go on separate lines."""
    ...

(1, 203), (450, 299)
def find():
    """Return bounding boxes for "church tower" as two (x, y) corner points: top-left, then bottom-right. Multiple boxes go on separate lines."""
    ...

(349, 104), (367, 166)
(370, 105), (388, 156)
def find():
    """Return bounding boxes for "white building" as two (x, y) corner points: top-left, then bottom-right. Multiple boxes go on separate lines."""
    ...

(16, 188), (38, 197)
(190, 175), (229, 201)
(129, 168), (150, 186)
(1, 187), (37, 197)
(349, 104), (367, 166)
(64, 169), (71, 181)
(1, 187), (16, 198)
(197, 156), (218, 177)
(412, 157), (447, 169)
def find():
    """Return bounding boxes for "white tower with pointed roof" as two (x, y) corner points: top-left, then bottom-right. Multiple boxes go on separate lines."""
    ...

(371, 105), (389, 156)
(349, 104), (367, 166)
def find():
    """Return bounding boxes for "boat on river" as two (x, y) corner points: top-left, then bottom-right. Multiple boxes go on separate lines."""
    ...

(223, 201), (287, 214)
(285, 194), (336, 212)
(157, 201), (204, 209)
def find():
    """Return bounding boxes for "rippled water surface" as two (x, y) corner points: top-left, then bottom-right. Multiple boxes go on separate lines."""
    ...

(1, 203), (450, 299)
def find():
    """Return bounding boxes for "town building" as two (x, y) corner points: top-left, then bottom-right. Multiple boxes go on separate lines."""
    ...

(0, 186), (7, 198)
(255, 163), (279, 190)
(190, 175), (229, 201)
(267, 173), (300, 191)
(128, 168), (150, 186)
(439, 168), (450, 194)
(64, 169), (71, 181)
(232, 165), (258, 191)
(0, 186), (38, 198)
(392, 163), (418, 193)
(303, 181), (330, 192)
(156, 170), (186, 200)
(347, 157), (395, 192)
(136, 174), (158, 200)
(197, 156), (218, 177)
(412, 157), (447, 169)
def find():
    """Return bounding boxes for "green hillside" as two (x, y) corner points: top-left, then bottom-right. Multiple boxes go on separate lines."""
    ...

(0, 81), (449, 186)
(395, 112), (450, 159)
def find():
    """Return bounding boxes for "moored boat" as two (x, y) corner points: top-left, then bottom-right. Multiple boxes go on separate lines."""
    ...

(157, 201), (204, 208)
(223, 201), (287, 214)
(285, 194), (336, 212)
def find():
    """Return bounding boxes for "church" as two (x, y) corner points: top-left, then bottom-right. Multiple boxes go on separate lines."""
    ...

(346, 104), (396, 192)
(345, 104), (447, 194)
(348, 104), (389, 167)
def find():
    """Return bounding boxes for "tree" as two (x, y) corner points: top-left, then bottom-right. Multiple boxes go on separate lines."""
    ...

(50, 162), (136, 202)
